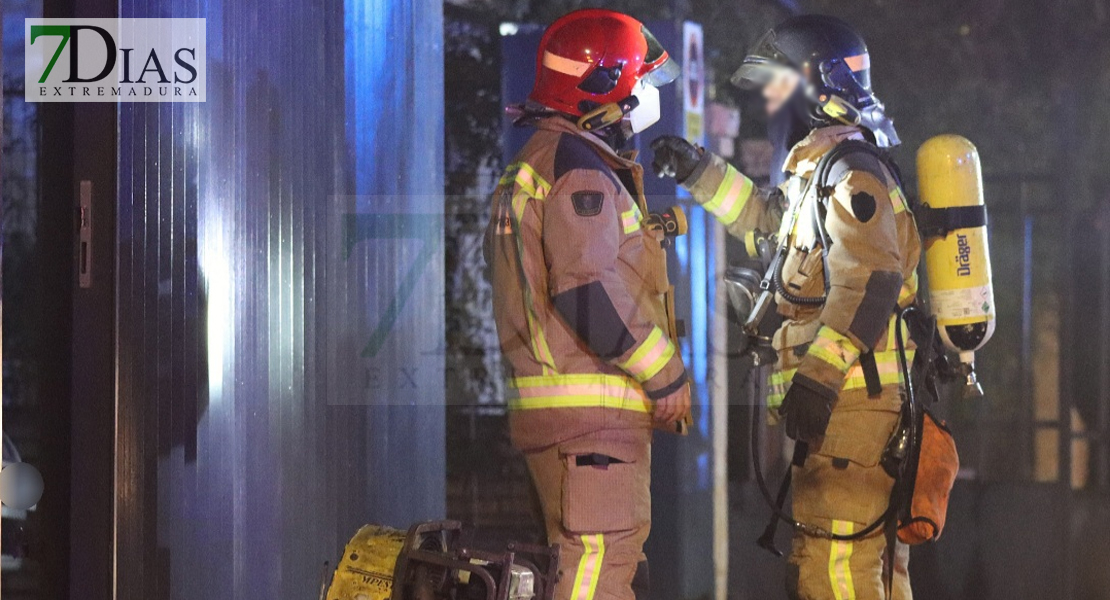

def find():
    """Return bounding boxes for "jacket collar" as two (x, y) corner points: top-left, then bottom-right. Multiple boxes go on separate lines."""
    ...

(533, 116), (639, 171)
(783, 125), (866, 178)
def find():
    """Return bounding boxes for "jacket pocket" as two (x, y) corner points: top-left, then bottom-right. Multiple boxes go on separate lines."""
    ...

(781, 247), (826, 300)
(560, 439), (650, 534)
(817, 408), (900, 468)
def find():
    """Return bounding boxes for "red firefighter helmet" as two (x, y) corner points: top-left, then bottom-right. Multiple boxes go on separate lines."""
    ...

(529, 9), (680, 117)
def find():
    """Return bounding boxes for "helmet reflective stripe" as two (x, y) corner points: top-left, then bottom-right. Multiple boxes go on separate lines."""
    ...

(844, 53), (870, 72)
(542, 51), (592, 76)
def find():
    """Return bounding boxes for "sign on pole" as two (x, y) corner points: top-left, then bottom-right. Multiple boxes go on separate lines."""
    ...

(682, 22), (705, 145)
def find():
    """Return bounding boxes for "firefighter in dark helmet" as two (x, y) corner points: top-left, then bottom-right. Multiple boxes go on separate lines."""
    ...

(654, 15), (918, 600)
(484, 9), (689, 600)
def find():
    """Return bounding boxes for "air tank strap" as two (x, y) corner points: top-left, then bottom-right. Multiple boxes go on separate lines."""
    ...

(913, 204), (987, 237)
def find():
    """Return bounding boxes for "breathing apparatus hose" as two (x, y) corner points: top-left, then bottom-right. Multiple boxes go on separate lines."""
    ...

(771, 246), (827, 306)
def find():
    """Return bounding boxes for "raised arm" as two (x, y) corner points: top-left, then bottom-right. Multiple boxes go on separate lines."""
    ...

(651, 136), (784, 239)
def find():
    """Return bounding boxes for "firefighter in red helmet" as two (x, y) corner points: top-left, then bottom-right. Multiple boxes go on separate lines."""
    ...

(484, 9), (687, 600)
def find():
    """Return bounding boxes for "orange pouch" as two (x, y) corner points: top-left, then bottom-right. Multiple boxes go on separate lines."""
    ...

(898, 410), (959, 545)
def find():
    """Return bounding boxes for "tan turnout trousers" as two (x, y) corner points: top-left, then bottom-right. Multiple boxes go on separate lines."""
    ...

(524, 428), (651, 600)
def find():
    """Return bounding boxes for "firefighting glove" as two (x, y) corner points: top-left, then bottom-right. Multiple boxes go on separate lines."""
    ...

(650, 136), (702, 183)
(778, 375), (837, 442)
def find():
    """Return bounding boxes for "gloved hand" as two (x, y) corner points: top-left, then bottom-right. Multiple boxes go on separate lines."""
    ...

(652, 380), (691, 428)
(778, 375), (837, 442)
(650, 136), (702, 182)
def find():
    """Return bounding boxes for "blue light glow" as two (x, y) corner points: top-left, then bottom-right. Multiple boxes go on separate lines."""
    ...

(689, 206), (708, 388)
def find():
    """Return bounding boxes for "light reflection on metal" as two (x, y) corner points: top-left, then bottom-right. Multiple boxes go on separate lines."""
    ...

(113, 0), (445, 597)
(199, 224), (232, 403)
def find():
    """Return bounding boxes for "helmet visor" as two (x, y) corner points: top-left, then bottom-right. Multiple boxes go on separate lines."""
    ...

(730, 29), (794, 89)
(643, 56), (680, 87)
(640, 25), (680, 87)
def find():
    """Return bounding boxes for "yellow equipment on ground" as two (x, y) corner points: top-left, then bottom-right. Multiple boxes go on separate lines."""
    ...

(325, 524), (408, 600)
(916, 134), (995, 398)
(324, 520), (559, 600)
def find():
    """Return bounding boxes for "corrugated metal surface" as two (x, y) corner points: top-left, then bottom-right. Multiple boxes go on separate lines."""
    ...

(115, 1), (444, 598)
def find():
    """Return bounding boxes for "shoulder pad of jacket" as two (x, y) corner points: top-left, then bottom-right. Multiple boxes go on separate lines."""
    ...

(554, 133), (615, 181)
(825, 148), (888, 189)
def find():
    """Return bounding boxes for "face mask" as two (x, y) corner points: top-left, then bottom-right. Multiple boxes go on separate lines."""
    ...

(626, 82), (661, 134)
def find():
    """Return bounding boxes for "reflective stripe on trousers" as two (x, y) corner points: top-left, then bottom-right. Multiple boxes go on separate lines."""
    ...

(573, 534), (606, 600)
(828, 521), (856, 600)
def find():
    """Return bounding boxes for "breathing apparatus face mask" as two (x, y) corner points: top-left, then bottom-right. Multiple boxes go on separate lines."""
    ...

(625, 81), (661, 134)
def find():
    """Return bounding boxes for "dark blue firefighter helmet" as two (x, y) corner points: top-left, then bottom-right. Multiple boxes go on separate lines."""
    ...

(733, 14), (899, 147)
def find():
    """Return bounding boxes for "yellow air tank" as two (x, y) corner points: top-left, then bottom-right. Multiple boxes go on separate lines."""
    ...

(916, 135), (995, 398)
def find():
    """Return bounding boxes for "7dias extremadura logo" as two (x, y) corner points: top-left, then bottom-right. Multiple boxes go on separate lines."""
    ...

(25, 19), (205, 102)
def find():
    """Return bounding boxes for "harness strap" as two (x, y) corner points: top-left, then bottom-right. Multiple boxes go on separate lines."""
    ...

(882, 510), (898, 599)
(858, 351), (883, 397)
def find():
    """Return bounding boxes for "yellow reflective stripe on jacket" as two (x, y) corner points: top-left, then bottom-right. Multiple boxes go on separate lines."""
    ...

(572, 534), (606, 600)
(502, 163), (557, 375)
(703, 166), (754, 225)
(528, 314), (557, 376)
(510, 189), (530, 222)
(500, 161), (552, 199)
(768, 368), (797, 410)
(507, 374), (651, 413)
(508, 189), (556, 374)
(767, 349), (913, 409)
(621, 206), (642, 234)
(828, 520), (856, 600)
(842, 351), (911, 389)
(618, 326), (675, 383)
(889, 187), (909, 215)
(807, 326), (862, 373)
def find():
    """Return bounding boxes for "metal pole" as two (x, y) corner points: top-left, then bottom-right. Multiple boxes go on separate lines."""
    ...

(711, 220), (729, 600)
(1099, 214), (1110, 490)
